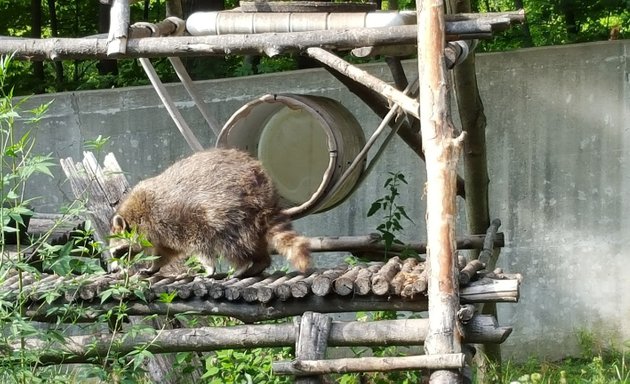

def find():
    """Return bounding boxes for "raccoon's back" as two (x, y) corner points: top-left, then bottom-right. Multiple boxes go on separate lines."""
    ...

(140, 148), (279, 221)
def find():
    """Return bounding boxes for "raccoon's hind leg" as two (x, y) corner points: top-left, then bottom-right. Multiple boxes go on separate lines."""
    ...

(196, 254), (217, 277)
(232, 251), (272, 278)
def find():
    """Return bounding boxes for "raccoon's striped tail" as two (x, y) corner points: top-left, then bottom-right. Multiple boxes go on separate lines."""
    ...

(266, 212), (311, 272)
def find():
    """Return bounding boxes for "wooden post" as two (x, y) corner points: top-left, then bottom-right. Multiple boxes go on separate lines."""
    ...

(294, 312), (332, 384)
(416, 0), (464, 382)
(107, 0), (129, 56)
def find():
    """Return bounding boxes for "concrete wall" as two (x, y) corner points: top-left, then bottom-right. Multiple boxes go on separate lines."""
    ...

(13, 40), (630, 361)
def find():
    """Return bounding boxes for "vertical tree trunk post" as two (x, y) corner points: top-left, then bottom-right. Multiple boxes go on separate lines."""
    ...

(107, 0), (130, 56)
(416, 0), (464, 382)
(445, 0), (502, 370)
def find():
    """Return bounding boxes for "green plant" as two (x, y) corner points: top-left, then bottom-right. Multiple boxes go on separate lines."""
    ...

(0, 54), (175, 383)
(367, 171), (416, 258)
(1, 55), (55, 248)
(332, 172), (424, 383)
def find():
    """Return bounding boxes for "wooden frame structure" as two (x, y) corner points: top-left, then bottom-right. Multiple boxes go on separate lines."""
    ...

(0, 1), (525, 382)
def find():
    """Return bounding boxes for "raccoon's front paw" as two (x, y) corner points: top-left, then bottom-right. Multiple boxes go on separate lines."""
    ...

(109, 260), (121, 274)
(137, 267), (159, 276)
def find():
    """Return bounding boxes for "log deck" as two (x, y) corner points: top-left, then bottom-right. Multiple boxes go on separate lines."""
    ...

(5, 256), (521, 324)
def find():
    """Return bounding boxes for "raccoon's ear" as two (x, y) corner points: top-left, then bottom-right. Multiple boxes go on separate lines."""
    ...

(112, 214), (128, 232)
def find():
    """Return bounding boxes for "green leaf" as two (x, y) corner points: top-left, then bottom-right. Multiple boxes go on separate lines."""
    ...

(367, 202), (382, 217)
(99, 289), (113, 304)
(5, 190), (18, 200)
(206, 366), (220, 376)
(158, 291), (177, 304)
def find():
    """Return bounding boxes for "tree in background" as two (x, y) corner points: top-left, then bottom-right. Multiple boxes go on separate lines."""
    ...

(475, 0), (629, 51)
(0, 0), (627, 94)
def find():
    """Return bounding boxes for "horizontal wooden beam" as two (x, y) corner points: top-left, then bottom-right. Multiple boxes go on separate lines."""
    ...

(22, 315), (508, 365)
(308, 232), (505, 254)
(273, 353), (466, 375)
(0, 11), (524, 61)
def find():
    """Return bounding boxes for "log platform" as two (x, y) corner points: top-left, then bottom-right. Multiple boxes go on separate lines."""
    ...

(6, 256), (521, 324)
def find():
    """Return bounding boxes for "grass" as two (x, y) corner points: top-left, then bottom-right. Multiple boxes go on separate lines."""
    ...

(480, 350), (629, 383)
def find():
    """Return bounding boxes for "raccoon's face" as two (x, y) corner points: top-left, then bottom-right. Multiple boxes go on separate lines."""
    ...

(109, 214), (144, 260)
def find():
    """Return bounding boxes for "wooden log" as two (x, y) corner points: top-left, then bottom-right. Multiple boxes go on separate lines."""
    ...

(333, 266), (362, 296)
(26, 294), (430, 324)
(23, 314), (510, 365)
(162, 275), (195, 299)
(459, 259), (485, 285)
(274, 272), (307, 301)
(63, 277), (89, 302)
(273, 353), (466, 375)
(242, 271), (284, 302)
(371, 256), (402, 295)
(192, 278), (209, 298)
(261, 272), (299, 303)
(308, 47), (420, 119)
(308, 233), (504, 255)
(107, 0), (130, 56)
(460, 278), (519, 303)
(391, 257), (420, 295)
(0, 11), (525, 61)
(309, 234), (380, 252)
(295, 312), (332, 384)
(405, 266), (427, 297)
(11, 273), (36, 291)
(457, 304), (476, 324)
(353, 264), (379, 295)
(175, 280), (198, 300)
(224, 276), (262, 301)
(291, 272), (317, 298)
(417, 0), (464, 381)
(208, 277), (238, 300)
(30, 274), (63, 300)
(312, 269), (346, 296)
(129, 18), (184, 38)
(478, 218), (502, 266)
(79, 276), (108, 301)
(60, 152), (130, 269)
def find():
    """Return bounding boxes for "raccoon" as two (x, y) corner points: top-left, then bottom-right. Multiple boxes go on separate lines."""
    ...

(109, 148), (311, 277)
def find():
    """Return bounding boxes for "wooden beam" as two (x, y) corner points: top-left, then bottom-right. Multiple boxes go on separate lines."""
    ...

(295, 312), (331, 383)
(17, 315), (510, 365)
(307, 47), (419, 119)
(307, 232), (504, 254)
(0, 11), (525, 61)
(417, 0), (464, 382)
(107, 0), (130, 56)
(273, 353), (466, 375)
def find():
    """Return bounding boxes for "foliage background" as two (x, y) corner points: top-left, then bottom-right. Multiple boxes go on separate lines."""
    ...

(0, 0), (627, 95)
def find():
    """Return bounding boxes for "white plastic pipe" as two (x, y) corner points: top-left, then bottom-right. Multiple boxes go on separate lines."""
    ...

(186, 11), (417, 36)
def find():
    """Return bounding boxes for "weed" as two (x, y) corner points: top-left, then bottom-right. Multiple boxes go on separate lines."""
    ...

(367, 171), (416, 258)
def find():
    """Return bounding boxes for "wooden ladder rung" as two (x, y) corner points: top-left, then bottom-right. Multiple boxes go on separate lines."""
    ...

(273, 353), (466, 376)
